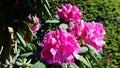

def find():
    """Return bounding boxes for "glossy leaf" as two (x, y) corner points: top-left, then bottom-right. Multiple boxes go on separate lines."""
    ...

(45, 19), (59, 23)
(80, 47), (88, 53)
(59, 23), (68, 30)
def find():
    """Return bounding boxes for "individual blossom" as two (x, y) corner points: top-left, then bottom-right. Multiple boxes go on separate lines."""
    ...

(69, 20), (85, 40)
(57, 4), (82, 23)
(81, 21), (106, 52)
(24, 14), (41, 41)
(40, 28), (80, 65)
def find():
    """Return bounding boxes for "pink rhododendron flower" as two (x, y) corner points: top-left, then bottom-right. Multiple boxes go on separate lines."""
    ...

(24, 14), (41, 41)
(69, 20), (85, 40)
(40, 29), (80, 65)
(57, 4), (82, 23)
(82, 21), (106, 52)
(28, 14), (41, 34)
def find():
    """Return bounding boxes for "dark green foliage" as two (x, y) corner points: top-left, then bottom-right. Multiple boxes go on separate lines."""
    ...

(49, 0), (120, 67)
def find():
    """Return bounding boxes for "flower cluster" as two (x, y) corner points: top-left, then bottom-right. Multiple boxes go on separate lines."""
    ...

(57, 4), (82, 23)
(81, 21), (106, 52)
(40, 29), (80, 65)
(69, 20), (85, 40)
(69, 20), (106, 52)
(40, 3), (106, 65)
(24, 14), (41, 41)
(57, 4), (105, 52)
(28, 14), (41, 34)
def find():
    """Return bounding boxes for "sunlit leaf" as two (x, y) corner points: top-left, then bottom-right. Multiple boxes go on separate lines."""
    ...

(45, 20), (59, 23)
(43, 4), (52, 18)
(62, 63), (67, 68)
(20, 52), (33, 57)
(59, 23), (68, 30)
(79, 55), (90, 68)
(16, 61), (22, 66)
(28, 43), (37, 50)
(18, 46), (26, 52)
(85, 57), (92, 68)
(80, 47), (88, 53)
(44, 0), (50, 8)
(27, 43), (33, 51)
(69, 63), (79, 68)
(9, 55), (12, 62)
(30, 61), (45, 68)
(16, 32), (26, 47)
(69, 22), (74, 27)
(18, 58), (22, 62)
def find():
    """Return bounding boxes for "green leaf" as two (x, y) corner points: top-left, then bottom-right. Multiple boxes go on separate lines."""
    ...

(86, 44), (102, 58)
(43, 4), (52, 18)
(30, 61), (45, 68)
(26, 59), (31, 64)
(44, 0), (50, 8)
(28, 43), (37, 50)
(9, 55), (12, 62)
(69, 22), (74, 27)
(45, 20), (59, 23)
(20, 52), (33, 57)
(16, 61), (22, 66)
(16, 32), (26, 47)
(85, 57), (92, 68)
(29, 28), (37, 39)
(79, 55), (90, 68)
(80, 47), (88, 53)
(89, 52), (99, 64)
(27, 43), (33, 51)
(69, 63), (79, 68)
(62, 63), (67, 68)
(18, 46), (26, 52)
(59, 23), (68, 30)
(18, 58), (22, 62)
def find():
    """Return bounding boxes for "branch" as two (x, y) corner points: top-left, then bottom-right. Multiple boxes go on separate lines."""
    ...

(3, 40), (20, 68)
(0, 46), (3, 56)
(9, 50), (20, 68)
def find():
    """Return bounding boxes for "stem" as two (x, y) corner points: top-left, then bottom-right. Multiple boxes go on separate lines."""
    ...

(0, 46), (3, 56)
(9, 50), (20, 68)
